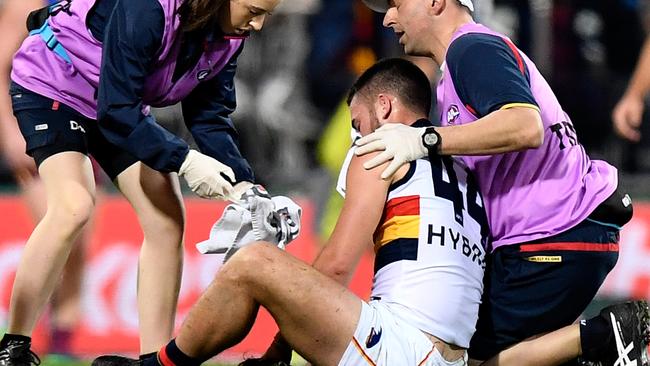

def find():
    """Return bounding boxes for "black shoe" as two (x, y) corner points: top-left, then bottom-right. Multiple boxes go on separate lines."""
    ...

(599, 300), (650, 366)
(91, 355), (142, 366)
(0, 340), (40, 366)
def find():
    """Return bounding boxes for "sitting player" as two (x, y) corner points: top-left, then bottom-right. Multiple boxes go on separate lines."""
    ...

(93, 58), (488, 366)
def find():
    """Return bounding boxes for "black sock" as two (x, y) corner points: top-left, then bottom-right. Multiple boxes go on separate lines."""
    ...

(0, 334), (31, 348)
(140, 352), (157, 360)
(159, 339), (203, 366)
(580, 316), (612, 360)
(142, 355), (161, 366)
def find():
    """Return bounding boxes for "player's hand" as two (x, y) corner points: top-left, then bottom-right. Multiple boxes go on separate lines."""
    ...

(354, 123), (428, 180)
(612, 93), (644, 142)
(179, 149), (235, 199)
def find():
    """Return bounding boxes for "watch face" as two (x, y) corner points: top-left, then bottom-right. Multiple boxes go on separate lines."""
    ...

(424, 132), (438, 146)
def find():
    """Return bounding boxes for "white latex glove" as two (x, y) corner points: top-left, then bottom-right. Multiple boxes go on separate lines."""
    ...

(354, 123), (428, 179)
(179, 149), (235, 199)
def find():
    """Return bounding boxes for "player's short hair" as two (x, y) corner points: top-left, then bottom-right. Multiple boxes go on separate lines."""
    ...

(347, 58), (432, 116)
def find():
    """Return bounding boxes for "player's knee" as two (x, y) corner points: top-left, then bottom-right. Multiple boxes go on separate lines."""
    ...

(230, 241), (276, 265)
(224, 242), (280, 279)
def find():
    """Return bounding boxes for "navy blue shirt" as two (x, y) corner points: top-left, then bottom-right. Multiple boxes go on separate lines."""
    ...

(446, 33), (538, 118)
(92, 0), (254, 182)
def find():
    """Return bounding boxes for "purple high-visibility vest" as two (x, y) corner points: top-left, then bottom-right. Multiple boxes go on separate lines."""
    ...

(12, 0), (243, 119)
(437, 23), (617, 249)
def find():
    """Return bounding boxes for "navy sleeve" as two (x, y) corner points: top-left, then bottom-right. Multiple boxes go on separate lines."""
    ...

(447, 33), (538, 118)
(181, 45), (255, 183)
(96, 0), (190, 173)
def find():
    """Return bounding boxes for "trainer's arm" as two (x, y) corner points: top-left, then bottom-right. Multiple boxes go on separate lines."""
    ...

(182, 44), (254, 183)
(436, 34), (544, 154)
(437, 106), (542, 155)
(96, 0), (190, 173)
(311, 152), (397, 285)
(356, 34), (543, 177)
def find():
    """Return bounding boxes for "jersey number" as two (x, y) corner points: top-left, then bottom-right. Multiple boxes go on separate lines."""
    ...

(430, 156), (490, 248)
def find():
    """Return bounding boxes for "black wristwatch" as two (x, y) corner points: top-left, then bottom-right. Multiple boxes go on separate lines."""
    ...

(422, 127), (442, 154)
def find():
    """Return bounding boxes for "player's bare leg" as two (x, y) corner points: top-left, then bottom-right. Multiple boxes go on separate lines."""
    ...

(115, 163), (185, 354)
(174, 242), (361, 366)
(7, 152), (96, 336)
(479, 326), (580, 366)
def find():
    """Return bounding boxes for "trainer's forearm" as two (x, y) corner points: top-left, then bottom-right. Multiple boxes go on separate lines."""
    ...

(437, 107), (543, 155)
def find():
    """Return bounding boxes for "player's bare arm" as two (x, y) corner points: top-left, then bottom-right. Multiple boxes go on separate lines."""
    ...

(312, 151), (408, 284)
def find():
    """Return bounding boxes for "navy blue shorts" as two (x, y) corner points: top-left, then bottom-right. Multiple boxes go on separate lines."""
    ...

(468, 189), (632, 361)
(10, 82), (138, 180)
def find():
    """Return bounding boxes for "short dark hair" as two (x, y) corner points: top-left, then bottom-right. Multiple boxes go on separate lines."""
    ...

(347, 58), (432, 116)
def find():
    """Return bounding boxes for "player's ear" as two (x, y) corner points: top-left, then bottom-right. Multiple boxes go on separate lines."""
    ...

(376, 94), (392, 120)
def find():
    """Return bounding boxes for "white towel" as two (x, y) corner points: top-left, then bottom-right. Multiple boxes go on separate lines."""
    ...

(196, 195), (302, 262)
(336, 129), (362, 198)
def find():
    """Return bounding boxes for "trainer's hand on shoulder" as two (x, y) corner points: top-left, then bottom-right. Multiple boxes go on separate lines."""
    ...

(612, 93), (644, 142)
(354, 123), (428, 180)
(179, 149), (235, 199)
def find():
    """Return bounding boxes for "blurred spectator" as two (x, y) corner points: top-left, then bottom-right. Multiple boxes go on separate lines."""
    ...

(613, 36), (650, 143)
(550, 0), (647, 171)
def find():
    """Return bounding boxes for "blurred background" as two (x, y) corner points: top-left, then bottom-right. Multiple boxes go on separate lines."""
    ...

(1, 0), (650, 363)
